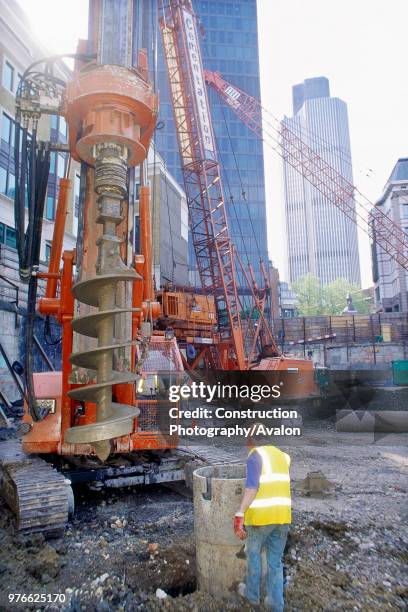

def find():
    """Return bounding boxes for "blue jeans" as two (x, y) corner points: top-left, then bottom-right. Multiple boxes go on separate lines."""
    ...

(245, 524), (289, 611)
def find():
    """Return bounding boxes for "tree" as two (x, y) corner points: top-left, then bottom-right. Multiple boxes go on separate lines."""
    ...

(291, 274), (324, 316)
(324, 278), (370, 315)
(292, 274), (370, 316)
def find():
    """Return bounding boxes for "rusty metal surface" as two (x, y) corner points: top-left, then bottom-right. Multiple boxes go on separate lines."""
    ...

(71, 307), (140, 338)
(64, 64), (157, 167)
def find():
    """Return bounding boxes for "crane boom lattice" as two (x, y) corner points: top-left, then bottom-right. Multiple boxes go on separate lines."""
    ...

(160, 0), (246, 369)
(204, 71), (408, 271)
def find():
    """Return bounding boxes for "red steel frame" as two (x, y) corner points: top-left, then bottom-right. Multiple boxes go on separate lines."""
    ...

(204, 70), (408, 271)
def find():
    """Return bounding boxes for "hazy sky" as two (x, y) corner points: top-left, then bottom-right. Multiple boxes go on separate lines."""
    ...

(258, 0), (407, 287)
(18, 0), (407, 288)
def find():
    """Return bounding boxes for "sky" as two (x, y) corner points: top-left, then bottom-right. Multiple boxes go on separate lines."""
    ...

(17, 0), (407, 288)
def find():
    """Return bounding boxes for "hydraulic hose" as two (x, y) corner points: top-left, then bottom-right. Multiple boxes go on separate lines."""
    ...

(24, 127), (37, 275)
(21, 141), (51, 421)
(13, 118), (24, 266)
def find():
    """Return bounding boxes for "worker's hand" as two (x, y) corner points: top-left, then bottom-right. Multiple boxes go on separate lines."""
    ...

(233, 512), (247, 540)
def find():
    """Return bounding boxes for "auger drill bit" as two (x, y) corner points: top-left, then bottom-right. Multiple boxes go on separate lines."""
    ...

(62, 60), (157, 459)
(65, 143), (139, 460)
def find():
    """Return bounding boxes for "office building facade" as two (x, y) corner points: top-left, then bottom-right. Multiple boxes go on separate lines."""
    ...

(372, 158), (408, 312)
(0, 0), (80, 382)
(283, 77), (361, 286)
(133, 0), (269, 284)
(134, 148), (189, 289)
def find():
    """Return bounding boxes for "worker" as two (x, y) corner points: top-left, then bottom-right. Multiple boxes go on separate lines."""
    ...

(234, 434), (291, 611)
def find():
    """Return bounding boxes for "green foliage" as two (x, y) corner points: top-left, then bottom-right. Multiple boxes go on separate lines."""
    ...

(291, 274), (324, 316)
(292, 274), (370, 316)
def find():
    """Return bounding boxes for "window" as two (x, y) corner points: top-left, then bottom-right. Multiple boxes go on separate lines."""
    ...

(5, 226), (16, 248)
(51, 115), (58, 130)
(46, 195), (55, 220)
(49, 152), (56, 174)
(181, 200), (188, 241)
(3, 61), (14, 91)
(45, 243), (52, 263)
(1, 113), (12, 145)
(6, 172), (15, 198)
(134, 215), (140, 252)
(57, 154), (65, 178)
(402, 204), (408, 219)
(0, 166), (7, 193)
(0, 222), (17, 249)
(59, 117), (67, 140)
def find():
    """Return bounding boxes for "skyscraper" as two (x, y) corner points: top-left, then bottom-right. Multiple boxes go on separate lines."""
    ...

(133, 0), (269, 284)
(283, 77), (361, 286)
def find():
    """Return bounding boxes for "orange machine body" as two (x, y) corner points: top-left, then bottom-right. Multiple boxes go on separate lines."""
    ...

(64, 63), (157, 167)
(252, 356), (317, 399)
(157, 290), (217, 343)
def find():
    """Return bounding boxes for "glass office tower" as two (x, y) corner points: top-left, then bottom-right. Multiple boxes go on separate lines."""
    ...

(283, 77), (361, 286)
(133, 0), (269, 285)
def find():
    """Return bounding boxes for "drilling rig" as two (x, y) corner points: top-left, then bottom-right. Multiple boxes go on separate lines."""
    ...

(0, 3), (186, 535)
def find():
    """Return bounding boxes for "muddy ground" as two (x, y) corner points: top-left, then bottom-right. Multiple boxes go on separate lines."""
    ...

(0, 420), (407, 611)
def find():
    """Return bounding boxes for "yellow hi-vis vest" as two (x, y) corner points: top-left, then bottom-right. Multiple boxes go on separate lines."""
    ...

(244, 445), (291, 526)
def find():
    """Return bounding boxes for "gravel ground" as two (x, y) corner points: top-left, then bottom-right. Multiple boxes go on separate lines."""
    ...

(0, 420), (407, 611)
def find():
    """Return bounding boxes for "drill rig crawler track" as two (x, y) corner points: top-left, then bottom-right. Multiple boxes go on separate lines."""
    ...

(0, 441), (72, 535)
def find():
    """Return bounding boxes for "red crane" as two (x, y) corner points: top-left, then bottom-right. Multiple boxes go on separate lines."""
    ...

(159, 0), (311, 371)
(204, 70), (408, 272)
(159, 0), (249, 370)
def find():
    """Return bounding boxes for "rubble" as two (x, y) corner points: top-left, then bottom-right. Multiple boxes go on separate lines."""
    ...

(0, 423), (406, 610)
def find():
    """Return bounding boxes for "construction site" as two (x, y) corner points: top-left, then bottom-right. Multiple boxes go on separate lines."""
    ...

(0, 0), (407, 610)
